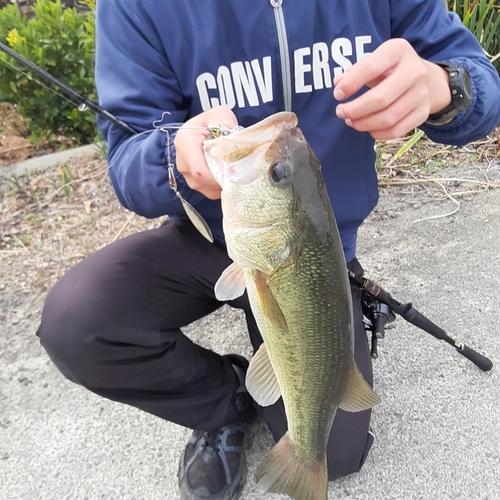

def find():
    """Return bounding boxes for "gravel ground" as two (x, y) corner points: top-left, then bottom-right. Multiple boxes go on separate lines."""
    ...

(1, 155), (500, 500)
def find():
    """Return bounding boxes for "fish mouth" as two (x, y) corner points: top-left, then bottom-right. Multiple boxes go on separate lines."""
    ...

(203, 112), (299, 185)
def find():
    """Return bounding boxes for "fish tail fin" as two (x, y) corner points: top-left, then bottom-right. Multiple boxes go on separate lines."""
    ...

(255, 431), (328, 500)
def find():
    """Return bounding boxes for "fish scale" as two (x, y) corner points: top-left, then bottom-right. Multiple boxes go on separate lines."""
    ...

(263, 239), (353, 461)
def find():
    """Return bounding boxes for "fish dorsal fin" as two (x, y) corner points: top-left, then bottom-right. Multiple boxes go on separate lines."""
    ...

(214, 262), (246, 301)
(246, 343), (282, 407)
(338, 361), (381, 412)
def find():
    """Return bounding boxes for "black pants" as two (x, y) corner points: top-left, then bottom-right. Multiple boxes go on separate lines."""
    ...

(36, 217), (374, 481)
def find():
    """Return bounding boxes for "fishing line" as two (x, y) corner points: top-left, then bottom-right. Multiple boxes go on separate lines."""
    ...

(0, 40), (243, 242)
(0, 41), (240, 141)
(0, 40), (136, 133)
(76, 117), (239, 243)
(0, 56), (84, 110)
(0, 53), (220, 174)
(0, 116), (231, 228)
(106, 120), (218, 172)
(152, 111), (173, 129)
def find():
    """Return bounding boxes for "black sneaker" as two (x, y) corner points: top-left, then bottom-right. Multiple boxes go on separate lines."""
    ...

(178, 422), (248, 500)
(178, 354), (255, 500)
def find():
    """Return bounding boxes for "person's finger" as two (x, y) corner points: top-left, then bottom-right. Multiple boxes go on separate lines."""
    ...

(333, 39), (413, 101)
(181, 170), (221, 198)
(365, 104), (430, 141)
(345, 85), (429, 133)
(175, 130), (203, 167)
(174, 106), (238, 200)
(202, 187), (223, 200)
(336, 62), (427, 121)
(200, 106), (238, 129)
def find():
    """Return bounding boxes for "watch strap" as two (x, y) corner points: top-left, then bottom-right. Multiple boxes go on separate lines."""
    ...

(426, 62), (472, 126)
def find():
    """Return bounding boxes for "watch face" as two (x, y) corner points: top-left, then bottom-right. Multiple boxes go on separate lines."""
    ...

(449, 64), (472, 113)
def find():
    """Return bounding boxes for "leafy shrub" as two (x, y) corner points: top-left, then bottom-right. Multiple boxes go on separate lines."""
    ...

(0, 0), (97, 145)
(448, 0), (500, 72)
(0, 1), (91, 13)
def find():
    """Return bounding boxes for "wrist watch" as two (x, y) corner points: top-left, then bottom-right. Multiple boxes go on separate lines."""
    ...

(426, 62), (473, 126)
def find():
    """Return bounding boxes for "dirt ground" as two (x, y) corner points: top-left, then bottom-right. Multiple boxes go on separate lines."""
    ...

(0, 154), (156, 306)
(0, 102), (77, 168)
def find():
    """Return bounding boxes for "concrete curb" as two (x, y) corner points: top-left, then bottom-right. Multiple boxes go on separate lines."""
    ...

(0, 144), (100, 178)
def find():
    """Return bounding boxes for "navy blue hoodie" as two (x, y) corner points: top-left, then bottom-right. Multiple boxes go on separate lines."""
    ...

(94, 0), (500, 262)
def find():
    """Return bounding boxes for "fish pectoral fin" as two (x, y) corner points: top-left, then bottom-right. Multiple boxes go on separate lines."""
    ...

(214, 262), (246, 301)
(251, 270), (288, 331)
(338, 361), (381, 413)
(246, 343), (281, 407)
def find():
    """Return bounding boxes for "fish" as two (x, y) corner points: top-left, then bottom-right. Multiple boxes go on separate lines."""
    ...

(202, 112), (380, 500)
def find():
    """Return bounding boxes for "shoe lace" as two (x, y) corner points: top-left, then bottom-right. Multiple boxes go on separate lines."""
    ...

(201, 429), (221, 453)
(198, 423), (245, 484)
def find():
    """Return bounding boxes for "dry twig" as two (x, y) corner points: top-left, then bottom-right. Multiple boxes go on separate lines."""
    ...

(411, 182), (461, 224)
(379, 177), (500, 189)
(112, 212), (135, 243)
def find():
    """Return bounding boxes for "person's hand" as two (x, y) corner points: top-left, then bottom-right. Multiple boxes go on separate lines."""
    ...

(174, 106), (238, 200)
(333, 38), (452, 140)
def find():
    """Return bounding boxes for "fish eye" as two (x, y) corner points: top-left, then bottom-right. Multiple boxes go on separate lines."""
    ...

(270, 161), (292, 184)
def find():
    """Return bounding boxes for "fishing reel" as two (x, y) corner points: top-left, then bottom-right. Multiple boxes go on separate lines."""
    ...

(349, 270), (493, 372)
(361, 292), (396, 359)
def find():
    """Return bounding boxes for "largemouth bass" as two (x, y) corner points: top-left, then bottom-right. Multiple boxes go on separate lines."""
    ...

(202, 112), (380, 500)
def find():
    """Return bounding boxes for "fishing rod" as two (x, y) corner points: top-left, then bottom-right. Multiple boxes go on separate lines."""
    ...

(0, 41), (137, 135)
(349, 270), (494, 372)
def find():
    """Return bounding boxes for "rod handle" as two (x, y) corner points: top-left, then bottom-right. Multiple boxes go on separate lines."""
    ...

(456, 343), (493, 372)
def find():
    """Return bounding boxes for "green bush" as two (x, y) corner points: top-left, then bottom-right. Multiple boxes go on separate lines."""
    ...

(448, 0), (500, 72)
(0, 0), (97, 145)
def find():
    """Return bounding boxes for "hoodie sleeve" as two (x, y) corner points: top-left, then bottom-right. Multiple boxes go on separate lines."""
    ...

(390, 0), (500, 146)
(94, 0), (206, 218)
